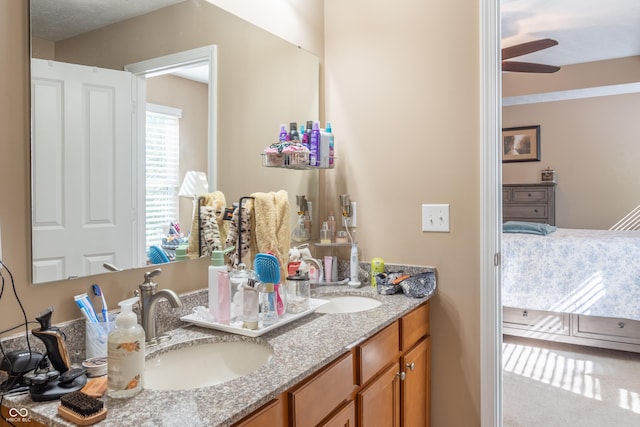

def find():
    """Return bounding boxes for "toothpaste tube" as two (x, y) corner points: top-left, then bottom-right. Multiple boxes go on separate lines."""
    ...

(74, 293), (99, 323)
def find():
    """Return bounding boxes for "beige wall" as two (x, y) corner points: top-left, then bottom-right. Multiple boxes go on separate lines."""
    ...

(324, 1), (481, 425)
(2, 1), (483, 425)
(503, 58), (640, 229)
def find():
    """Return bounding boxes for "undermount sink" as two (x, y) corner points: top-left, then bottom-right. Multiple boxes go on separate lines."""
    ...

(145, 341), (273, 391)
(315, 295), (382, 314)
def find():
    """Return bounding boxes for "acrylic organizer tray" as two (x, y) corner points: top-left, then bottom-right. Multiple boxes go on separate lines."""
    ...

(180, 298), (329, 337)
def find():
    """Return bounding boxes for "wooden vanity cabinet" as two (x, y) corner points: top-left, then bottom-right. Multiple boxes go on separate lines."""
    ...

(238, 302), (430, 427)
(357, 302), (431, 427)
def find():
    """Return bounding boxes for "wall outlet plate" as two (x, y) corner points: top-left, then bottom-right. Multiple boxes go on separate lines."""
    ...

(422, 204), (450, 232)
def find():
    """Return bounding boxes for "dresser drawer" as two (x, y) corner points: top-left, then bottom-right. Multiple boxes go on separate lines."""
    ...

(503, 204), (548, 220)
(573, 314), (640, 343)
(511, 188), (549, 203)
(503, 307), (569, 335)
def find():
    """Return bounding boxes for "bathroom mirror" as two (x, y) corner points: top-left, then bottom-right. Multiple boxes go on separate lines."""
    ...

(30, 0), (320, 284)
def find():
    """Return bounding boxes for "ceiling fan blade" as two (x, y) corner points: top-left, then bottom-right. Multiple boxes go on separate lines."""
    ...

(502, 61), (561, 73)
(502, 38), (559, 60)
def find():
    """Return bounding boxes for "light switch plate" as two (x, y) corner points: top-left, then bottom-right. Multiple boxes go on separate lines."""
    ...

(422, 204), (450, 232)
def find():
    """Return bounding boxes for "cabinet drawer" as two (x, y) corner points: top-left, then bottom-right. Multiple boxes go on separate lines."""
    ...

(503, 189), (511, 202)
(401, 303), (430, 351)
(574, 314), (640, 343)
(503, 204), (548, 220)
(503, 307), (569, 335)
(232, 398), (282, 427)
(511, 188), (548, 202)
(357, 321), (400, 385)
(289, 352), (355, 426)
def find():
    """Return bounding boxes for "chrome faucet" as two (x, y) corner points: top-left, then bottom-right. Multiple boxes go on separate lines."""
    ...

(302, 257), (324, 283)
(138, 268), (182, 346)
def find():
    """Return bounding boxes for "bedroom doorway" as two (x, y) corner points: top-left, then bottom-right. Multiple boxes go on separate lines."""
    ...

(498, 2), (640, 425)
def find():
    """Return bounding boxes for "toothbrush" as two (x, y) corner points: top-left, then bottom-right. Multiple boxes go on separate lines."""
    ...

(74, 293), (99, 323)
(92, 284), (109, 322)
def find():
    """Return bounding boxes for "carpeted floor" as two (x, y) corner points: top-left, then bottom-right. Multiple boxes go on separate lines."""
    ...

(503, 335), (640, 427)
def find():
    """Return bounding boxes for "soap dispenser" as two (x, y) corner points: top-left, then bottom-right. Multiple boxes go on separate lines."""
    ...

(108, 297), (145, 398)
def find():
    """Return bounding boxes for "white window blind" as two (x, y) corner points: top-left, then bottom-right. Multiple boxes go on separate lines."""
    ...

(145, 104), (182, 251)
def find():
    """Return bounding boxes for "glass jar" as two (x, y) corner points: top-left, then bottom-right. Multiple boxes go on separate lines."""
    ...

(285, 272), (310, 314)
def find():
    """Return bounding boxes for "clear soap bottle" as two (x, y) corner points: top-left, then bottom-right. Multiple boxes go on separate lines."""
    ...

(108, 297), (145, 398)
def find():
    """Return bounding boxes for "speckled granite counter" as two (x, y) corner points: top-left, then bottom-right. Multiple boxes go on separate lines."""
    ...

(2, 264), (435, 427)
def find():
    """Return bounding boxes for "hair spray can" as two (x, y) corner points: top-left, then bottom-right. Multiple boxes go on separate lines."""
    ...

(371, 258), (385, 288)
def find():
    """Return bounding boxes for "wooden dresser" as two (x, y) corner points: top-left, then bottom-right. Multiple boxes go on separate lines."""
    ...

(503, 182), (556, 225)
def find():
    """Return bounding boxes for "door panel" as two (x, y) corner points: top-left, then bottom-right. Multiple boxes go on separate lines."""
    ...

(31, 59), (133, 282)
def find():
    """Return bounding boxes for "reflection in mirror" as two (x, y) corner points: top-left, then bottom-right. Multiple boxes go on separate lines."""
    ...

(30, 0), (320, 284)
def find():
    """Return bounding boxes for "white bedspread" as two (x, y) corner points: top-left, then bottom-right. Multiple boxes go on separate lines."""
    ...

(502, 228), (640, 321)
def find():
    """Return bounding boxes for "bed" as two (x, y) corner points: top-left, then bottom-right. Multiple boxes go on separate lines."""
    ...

(502, 227), (640, 352)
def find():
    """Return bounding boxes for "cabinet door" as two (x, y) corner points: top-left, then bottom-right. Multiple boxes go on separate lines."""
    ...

(357, 363), (400, 427)
(401, 337), (431, 427)
(322, 400), (356, 427)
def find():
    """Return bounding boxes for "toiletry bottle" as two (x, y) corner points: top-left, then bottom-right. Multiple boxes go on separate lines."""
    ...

(371, 257), (385, 288)
(229, 264), (257, 324)
(289, 122), (300, 142)
(326, 122), (335, 167)
(262, 283), (278, 327)
(242, 279), (260, 330)
(217, 270), (231, 325)
(309, 121), (321, 166)
(301, 123), (309, 150)
(108, 297), (145, 398)
(208, 246), (234, 321)
(320, 221), (331, 244)
(291, 214), (309, 242)
(306, 120), (313, 146)
(324, 256), (333, 282)
(327, 212), (336, 242)
(279, 124), (289, 142)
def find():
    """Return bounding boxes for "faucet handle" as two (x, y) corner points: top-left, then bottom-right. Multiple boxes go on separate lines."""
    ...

(141, 268), (162, 290)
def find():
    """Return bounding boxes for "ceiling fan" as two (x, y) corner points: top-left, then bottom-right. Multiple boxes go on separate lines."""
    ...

(502, 38), (561, 73)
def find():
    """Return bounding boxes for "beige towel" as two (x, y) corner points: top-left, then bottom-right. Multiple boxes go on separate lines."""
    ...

(187, 191), (228, 256)
(250, 191), (290, 280)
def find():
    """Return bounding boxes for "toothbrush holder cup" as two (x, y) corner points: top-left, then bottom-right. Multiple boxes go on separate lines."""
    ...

(85, 316), (115, 359)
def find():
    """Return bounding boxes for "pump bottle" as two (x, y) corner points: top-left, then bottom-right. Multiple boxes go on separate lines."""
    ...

(108, 297), (145, 398)
(208, 246), (234, 321)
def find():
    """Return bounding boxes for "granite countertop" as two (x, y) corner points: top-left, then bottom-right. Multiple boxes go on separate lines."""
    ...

(2, 265), (435, 427)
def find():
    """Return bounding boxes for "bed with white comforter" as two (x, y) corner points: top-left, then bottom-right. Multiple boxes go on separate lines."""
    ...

(502, 228), (640, 321)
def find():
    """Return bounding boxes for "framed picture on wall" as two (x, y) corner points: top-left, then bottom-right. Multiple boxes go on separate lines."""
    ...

(502, 125), (541, 163)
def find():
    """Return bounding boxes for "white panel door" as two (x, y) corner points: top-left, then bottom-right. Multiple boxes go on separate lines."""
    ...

(31, 59), (134, 283)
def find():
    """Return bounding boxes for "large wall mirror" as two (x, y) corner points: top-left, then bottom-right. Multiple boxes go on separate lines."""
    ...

(30, 0), (320, 284)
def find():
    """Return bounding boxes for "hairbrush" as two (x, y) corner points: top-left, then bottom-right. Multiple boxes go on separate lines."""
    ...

(58, 391), (107, 425)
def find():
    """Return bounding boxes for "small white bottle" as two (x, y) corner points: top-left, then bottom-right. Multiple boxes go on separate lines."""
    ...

(208, 246), (234, 321)
(108, 297), (145, 398)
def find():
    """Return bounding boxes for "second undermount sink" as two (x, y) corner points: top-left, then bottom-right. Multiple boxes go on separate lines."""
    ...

(145, 341), (273, 391)
(315, 295), (382, 314)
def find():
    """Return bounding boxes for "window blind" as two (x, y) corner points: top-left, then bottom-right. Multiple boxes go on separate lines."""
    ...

(145, 104), (182, 251)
